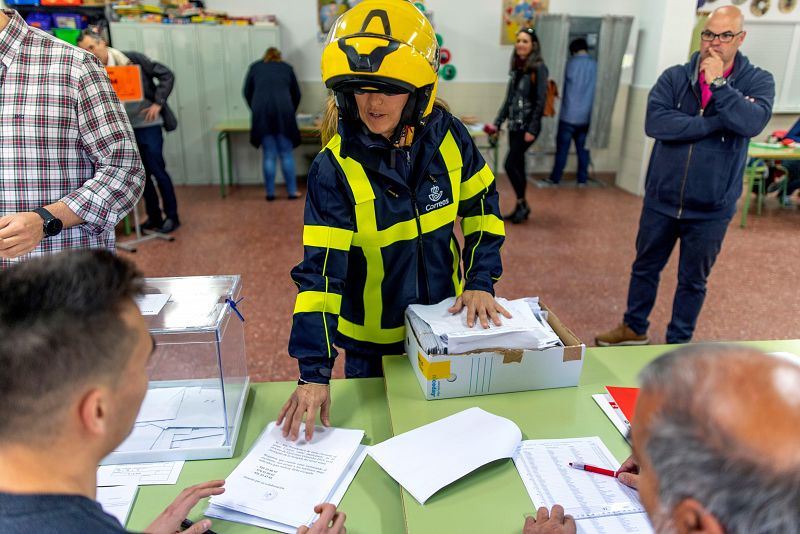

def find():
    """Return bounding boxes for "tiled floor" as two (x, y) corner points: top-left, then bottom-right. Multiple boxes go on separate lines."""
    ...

(124, 175), (800, 382)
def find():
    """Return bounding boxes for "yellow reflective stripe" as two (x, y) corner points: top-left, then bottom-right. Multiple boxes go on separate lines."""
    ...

(338, 317), (406, 344)
(294, 290), (342, 315)
(335, 155), (375, 205)
(461, 163), (494, 200)
(450, 237), (463, 297)
(438, 130), (462, 207)
(352, 202), (458, 247)
(303, 225), (353, 251)
(462, 213), (505, 237)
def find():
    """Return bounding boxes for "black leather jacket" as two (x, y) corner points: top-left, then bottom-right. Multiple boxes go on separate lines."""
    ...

(495, 62), (548, 136)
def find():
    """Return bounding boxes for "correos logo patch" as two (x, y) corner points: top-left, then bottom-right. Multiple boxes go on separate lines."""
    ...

(425, 184), (450, 212)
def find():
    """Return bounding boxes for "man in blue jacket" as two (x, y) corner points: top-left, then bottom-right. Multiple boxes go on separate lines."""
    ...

(596, 5), (774, 347)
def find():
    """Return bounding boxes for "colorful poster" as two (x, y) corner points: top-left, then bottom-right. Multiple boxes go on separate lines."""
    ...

(318, 0), (363, 37)
(501, 0), (549, 45)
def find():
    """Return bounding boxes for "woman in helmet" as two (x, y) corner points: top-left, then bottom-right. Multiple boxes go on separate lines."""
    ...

(278, 0), (509, 441)
(495, 27), (549, 224)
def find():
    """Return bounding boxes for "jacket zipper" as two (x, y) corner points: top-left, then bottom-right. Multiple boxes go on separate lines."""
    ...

(409, 153), (432, 303)
(677, 88), (703, 219)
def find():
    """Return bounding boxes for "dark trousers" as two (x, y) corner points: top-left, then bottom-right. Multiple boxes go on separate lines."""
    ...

(504, 130), (535, 200)
(549, 121), (590, 184)
(345, 350), (384, 379)
(623, 208), (731, 344)
(135, 125), (179, 224)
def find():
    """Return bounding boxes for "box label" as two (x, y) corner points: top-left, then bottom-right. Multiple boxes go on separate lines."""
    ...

(417, 351), (451, 380)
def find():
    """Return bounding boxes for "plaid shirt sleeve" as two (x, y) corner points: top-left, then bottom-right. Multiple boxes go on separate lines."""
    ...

(61, 53), (144, 234)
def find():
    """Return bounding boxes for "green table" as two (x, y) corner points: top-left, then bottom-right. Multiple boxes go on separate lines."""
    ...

(125, 379), (404, 534)
(381, 340), (800, 533)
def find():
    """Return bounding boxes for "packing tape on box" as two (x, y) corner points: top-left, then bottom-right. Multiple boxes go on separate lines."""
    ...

(417, 351), (451, 380)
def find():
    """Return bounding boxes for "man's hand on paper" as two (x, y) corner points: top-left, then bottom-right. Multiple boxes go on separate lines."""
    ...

(448, 290), (511, 329)
(296, 503), (347, 534)
(144, 479), (225, 534)
(523, 505), (576, 533)
(616, 454), (640, 489)
(278, 383), (331, 441)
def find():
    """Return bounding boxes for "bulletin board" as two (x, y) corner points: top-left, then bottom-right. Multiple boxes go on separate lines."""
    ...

(500, 0), (550, 45)
(105, 65), (144, 102)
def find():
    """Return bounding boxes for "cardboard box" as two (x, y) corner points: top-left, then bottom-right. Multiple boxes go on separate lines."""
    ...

(405, 302), (585, 400)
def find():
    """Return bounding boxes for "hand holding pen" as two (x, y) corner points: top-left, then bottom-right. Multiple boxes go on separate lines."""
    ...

(568, 454), (640, 489)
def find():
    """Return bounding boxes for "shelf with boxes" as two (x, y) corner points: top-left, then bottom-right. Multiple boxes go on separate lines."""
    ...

(7, 1), (110, 46)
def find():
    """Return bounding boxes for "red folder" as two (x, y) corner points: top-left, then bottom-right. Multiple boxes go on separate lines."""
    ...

(605, 386), (639, 423)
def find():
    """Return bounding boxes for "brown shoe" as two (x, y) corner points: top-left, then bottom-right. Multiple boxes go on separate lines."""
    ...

(595, 323), (649, 347)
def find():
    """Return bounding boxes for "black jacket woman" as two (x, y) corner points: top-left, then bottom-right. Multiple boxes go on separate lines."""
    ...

(495, 28), (548, 224)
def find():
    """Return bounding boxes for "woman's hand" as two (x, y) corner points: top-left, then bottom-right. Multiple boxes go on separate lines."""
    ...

(448, 290), (512, 328)
(524, 132), (536, 143)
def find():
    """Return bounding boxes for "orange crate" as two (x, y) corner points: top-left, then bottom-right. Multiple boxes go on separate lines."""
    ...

(41, 0), (82, 5)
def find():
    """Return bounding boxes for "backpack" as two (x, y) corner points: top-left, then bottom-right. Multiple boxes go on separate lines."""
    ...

(531, 70), (559, 118)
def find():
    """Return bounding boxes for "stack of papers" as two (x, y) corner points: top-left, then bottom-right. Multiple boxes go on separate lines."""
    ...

(514, 437), (653, 533)
(206, 422), (367, 533)
(407, 297), (561, 354)
(114, 386), (226, 453)
(96, 485), (138, 527)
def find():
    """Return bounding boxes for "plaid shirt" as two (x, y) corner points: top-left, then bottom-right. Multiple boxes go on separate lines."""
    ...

(0, 11), (144, 268)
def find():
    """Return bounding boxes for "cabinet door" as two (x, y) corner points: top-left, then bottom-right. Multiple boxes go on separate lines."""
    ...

(109, 24), (142, 51)
(169, 26), (210, 184)
(249, 26), (280, 61)
(138, 28), (186, 183)
(222, 28), (253, 121)
(197, 26), (228, 185)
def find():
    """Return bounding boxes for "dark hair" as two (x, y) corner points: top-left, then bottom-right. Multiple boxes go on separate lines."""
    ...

(264, 47), (282, 62)
(76, 27), (104, 45)
(569, 38), (588, 55)
(0, 250), (144, 441)
(510, 27), (543, 73)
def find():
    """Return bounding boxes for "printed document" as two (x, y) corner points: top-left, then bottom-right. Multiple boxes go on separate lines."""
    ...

(207, 422), (365, 532)
(135, 293), (170, 316)
(368, 407), (522, 504)
(97, 461), (184, 487)
(514, 437), (653, 533)
(96, 485), (138, 527)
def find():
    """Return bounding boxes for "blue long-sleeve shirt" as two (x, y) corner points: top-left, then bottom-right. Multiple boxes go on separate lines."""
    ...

(560, 53), (597, 126)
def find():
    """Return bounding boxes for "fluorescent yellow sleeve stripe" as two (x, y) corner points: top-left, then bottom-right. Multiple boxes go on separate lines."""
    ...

(438, 130), (463, 207)
(450, 237), (463, 297)
(461, 163), (494, 200)
(462, 213), (506, 237)
(338, 317), (406, 344)
(293, 291), (342, 315)
(303, 225), (353, 251)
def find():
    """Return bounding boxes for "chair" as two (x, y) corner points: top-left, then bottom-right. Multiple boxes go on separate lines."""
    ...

(740, 159), (768, 228)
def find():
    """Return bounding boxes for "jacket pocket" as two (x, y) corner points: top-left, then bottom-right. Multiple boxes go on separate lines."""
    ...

(681, 143), (734, 211)
(649, 142), (688, 206)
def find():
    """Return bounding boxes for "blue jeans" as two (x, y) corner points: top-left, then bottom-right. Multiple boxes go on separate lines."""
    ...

(135, 125), (178, 223)
(549, 121), (590, 184)
(261, 134), (297, 197)
(623, 208), (731, 344)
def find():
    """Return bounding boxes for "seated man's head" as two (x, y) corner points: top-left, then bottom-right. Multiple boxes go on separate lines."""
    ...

(0, 250), (150, 463)
(632, 345), (800, 534)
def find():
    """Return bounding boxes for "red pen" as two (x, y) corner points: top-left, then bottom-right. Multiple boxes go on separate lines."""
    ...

(568, 462), (619, 478)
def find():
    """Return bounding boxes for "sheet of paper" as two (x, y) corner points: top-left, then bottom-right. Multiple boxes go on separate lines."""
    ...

(168, 387), (225, 428)
(209, 422), (364, 528)
(171, 433), (226, 449)
(115, 423), (164, 453)
(96, 485), (138, 527)
(513, 437), (652, 534)
(368, 407), (521, 504)
(135, 387), (186, 423)
(135, 293), (171, 315)
(592, 394), (631, 439)
(205, 446), (368, 533)
(97, 461), (184, 487)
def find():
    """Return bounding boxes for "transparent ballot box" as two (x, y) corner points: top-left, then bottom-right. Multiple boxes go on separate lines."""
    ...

(101, 275), (250, 465)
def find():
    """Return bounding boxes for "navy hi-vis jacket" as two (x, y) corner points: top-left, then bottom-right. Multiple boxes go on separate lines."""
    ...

(289, 108), (505, 384)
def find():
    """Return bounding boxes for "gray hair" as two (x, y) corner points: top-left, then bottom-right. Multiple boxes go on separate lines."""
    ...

(639, 345), (800, 534)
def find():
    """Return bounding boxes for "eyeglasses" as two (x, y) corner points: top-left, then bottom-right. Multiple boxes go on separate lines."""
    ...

(700, 30), (743, 43)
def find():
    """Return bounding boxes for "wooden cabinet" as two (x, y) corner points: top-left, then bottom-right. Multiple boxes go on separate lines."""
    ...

(110, 23), (281, 185)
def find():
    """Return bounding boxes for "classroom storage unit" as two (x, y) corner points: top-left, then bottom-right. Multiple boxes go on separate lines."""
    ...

(109, 23), (281, 185)
(101, 275), (250, 465)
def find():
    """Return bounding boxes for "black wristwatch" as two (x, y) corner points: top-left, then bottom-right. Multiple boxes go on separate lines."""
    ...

(33, 207), (64, 238)
(710, 76), (727, 89)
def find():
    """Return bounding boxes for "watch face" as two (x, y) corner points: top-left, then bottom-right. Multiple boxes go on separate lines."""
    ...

(45, 218), (64, 237)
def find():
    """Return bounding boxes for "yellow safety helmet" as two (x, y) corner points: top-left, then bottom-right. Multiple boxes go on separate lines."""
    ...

(321, 0), (440, 133)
